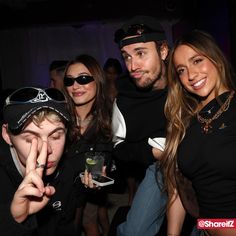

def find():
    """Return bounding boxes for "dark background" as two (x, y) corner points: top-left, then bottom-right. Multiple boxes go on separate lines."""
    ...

(0, 0), (197, 29)
(0, 0), (235, 89)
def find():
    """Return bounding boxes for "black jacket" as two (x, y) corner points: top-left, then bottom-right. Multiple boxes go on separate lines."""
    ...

(0, 138), (83, 236)
(64, 129), (113, 206)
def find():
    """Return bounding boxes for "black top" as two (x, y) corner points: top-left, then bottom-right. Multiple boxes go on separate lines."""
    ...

(0, 138), (83, 236)
(113, 75), (167, 166)
(177, 92), (236, 218)
(64, 126), (113, 206)
(65, 137), (113, 170)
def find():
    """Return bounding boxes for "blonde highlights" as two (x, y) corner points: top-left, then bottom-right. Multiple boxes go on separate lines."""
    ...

(160, 30), (236, 200)
(23, 110), (67, 131)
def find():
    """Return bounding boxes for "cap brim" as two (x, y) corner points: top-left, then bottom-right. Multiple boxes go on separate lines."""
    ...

(3, 100), (70, 130)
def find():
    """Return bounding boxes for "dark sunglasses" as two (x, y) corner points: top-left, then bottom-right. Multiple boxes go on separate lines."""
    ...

(5, 87), (66, 106)
(64, 75), (94, 87)
(114, 24), (159, 43)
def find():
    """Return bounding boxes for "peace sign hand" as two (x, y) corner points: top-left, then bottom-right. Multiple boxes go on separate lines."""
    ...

(11, 139), (56, 223)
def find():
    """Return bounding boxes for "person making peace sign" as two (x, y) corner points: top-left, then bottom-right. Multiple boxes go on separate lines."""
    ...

(0, 87), (85, 236)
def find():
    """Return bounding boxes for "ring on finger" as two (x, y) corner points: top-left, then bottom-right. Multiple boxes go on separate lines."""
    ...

(36, 163), (46, 169)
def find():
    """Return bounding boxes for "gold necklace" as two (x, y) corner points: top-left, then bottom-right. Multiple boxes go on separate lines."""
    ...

(197, 91), (234, 134)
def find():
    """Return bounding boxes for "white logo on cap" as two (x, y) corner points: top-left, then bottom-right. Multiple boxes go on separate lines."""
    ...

(31, 91), (51, 103)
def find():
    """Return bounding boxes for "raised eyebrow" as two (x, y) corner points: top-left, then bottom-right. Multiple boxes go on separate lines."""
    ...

(121, 49), (129, 55)
(134, 47), (148, 51)
(121, 46), (148, 54)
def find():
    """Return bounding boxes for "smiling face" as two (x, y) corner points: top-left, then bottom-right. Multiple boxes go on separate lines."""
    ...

(121, 41), (167, 89)
(65, 63), (96, 107)
(173, 45), (227, 106)
(2, 116), (66, 176)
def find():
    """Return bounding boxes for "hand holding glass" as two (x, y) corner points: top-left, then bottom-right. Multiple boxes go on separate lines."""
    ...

(85, 152), (104, 179)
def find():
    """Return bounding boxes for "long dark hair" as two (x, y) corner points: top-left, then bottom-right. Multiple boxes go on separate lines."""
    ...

(63, 54), (113, 143)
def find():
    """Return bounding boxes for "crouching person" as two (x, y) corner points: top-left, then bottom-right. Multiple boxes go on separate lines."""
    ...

(0, 87), (82, 236)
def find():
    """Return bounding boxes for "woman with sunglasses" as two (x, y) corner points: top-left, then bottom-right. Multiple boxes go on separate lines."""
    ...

(0, 87), (86, 236)
(161, 30), (236, 236)
(63, 54), (113, 236)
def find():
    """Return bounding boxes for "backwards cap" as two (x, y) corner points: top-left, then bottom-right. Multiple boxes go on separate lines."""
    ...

(114, 15), (166, 48)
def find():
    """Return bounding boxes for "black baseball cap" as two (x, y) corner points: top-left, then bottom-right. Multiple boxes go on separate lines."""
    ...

(114, 15), (166, 48)
(3, 87), (70, 132)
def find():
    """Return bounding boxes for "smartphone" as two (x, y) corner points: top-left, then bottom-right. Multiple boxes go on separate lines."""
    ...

(80, 172), (114, 187)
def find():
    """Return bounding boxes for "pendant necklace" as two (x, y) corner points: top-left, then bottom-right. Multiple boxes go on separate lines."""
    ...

(200, 106), (214, 115)
(197, 91), (234, 134)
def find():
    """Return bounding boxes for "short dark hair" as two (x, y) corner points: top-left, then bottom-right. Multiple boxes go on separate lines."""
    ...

(103, 58), (123, 75)
(49, 60), (68, 72)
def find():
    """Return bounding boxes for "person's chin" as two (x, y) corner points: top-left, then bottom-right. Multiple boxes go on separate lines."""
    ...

(135, 81), (152, 91)
(45, 166), (56, 176)
(133, 79), (145, 88)
(132, 76), (148, 88)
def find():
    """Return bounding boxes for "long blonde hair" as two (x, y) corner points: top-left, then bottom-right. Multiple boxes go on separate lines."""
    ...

(160, 30), (236, 197)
